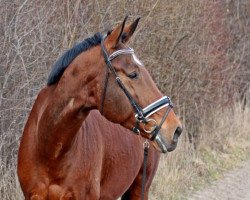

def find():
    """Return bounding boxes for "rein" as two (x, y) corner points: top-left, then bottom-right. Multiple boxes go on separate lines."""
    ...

(141, 140), (149, 200)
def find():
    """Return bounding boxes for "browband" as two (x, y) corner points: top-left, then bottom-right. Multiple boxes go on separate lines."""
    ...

(109, 48), (134, 61)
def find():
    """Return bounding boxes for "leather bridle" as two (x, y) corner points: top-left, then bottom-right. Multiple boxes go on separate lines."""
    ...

(100, 37), (173, 143)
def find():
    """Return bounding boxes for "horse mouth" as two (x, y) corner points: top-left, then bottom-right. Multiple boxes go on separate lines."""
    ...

(153, 134), (177, 153)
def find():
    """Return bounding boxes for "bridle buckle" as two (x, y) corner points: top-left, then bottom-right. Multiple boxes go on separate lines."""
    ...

(143, 139), (150, 149)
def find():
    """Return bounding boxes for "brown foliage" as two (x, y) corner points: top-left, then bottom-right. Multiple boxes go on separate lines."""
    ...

(0, 0), (249, 199)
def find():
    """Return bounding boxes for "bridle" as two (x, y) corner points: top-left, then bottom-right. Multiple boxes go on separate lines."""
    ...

(100, 36), (174, 200)
(100, 37), (173, 144)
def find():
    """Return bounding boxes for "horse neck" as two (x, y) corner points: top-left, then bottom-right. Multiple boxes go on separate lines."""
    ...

(35, 54), (102, 161)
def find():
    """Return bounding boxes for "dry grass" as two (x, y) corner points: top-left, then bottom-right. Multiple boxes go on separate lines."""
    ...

(0, 131), (23, 199)
(150, 102), (250, 200)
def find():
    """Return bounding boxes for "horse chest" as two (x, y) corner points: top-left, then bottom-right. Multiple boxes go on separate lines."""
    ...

(28, 161), (126, 200)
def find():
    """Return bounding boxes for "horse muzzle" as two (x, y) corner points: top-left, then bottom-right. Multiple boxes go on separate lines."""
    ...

(152, 126), (182, 153)
(132, 96), (182, 153)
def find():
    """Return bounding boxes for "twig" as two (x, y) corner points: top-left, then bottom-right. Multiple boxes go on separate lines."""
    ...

(169, 34), (188, 57)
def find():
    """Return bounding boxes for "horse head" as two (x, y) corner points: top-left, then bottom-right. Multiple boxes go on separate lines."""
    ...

(97, 17), (182, 153)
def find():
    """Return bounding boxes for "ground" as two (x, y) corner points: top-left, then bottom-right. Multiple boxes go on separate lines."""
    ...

(189, 159), (250, 200)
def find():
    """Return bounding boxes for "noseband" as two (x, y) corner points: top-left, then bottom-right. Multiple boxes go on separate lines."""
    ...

(100, 38), (173, 141)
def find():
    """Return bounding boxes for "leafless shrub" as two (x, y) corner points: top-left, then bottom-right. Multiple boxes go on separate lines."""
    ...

(0, 0), (249, 199)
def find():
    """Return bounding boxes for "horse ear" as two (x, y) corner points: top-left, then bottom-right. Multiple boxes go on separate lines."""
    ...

(121, 17), (140, 43)
(105, 16), (128, 48)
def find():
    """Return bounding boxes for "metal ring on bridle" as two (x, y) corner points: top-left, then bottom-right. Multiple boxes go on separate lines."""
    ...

(143, 118), (157, 133)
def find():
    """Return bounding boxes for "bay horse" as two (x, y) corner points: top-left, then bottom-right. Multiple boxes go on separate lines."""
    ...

(18, 17), (182, 200)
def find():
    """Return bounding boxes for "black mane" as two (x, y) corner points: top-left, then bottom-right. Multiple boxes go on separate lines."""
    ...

(47, 32), (103, 85)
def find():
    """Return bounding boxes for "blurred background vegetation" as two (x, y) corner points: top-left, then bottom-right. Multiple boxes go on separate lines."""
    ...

(0, 0), (249, 199)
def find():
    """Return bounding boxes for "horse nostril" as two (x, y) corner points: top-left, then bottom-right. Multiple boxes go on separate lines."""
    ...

(174, 127), (182, 138)
(172, 127), (182, 143)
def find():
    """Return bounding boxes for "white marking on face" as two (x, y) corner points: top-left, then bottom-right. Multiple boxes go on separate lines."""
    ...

(132, 53), (144, 67)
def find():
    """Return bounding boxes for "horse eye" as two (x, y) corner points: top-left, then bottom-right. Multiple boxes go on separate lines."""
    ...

(127, 71), (139, 79)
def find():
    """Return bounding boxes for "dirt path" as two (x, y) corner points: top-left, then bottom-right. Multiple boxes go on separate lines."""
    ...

(189, 159), (250, 200)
